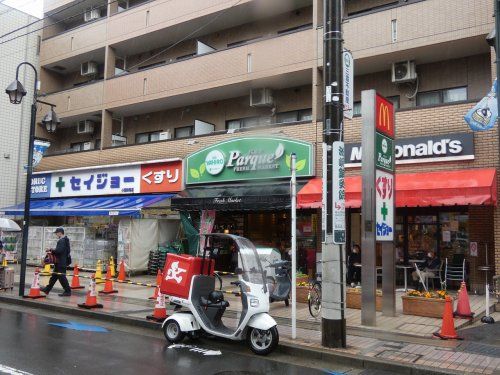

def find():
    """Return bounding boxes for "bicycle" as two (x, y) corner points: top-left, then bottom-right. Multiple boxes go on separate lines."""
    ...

(308, 274), (322, 318)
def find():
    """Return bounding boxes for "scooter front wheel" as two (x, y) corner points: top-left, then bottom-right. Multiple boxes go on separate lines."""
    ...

(163, 320), (185, 343)
(247, 326), (279, 355)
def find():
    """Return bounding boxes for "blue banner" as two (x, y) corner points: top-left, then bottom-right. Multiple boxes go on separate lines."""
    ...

(33, 140), (50, 168)
(464, 79), (498, 131)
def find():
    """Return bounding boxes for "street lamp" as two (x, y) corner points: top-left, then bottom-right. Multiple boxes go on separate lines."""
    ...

(4, 62), (58, 297)
(41, 107), (61, 133)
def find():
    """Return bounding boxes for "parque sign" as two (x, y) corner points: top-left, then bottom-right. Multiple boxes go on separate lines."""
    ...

(185, 137), (314, 184)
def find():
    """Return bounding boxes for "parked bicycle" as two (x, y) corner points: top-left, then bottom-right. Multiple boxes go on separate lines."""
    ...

(308, 273), (322, 318)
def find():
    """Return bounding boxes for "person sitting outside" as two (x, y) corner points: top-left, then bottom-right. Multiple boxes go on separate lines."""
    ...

(412, 251), (440, 290)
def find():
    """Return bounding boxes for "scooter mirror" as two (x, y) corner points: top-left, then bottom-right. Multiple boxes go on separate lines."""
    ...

(234, 267), (243, 275)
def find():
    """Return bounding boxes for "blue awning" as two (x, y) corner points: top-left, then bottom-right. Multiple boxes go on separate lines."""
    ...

(0, 194), (174, 217)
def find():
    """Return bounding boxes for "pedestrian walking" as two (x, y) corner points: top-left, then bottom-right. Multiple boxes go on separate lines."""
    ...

(41, 227), (72, 296)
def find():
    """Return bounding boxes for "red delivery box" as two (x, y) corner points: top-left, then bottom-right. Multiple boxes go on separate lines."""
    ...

(160, 254), (214, 299)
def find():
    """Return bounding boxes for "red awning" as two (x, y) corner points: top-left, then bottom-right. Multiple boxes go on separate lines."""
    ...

(297, 169), (497, 209)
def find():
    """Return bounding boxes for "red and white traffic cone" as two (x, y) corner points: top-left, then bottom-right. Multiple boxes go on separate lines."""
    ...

(146, 287), (167, 323)
(70, 264), (84, 290)
(77, 275), (103, 309)
(149, 269), (163, 300)
(454, 281), (474, 319)
(24, 268), (46, 299)
(117, 258), (129, 282)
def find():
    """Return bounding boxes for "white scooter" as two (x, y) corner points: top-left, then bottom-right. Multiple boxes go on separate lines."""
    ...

(162, 234), (279, 355)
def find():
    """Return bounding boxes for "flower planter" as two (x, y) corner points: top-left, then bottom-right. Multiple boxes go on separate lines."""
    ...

(346, 289), (382, 311)
(296, 285), (309, 304)
(296, 276), (309, 284)
(401, 295), (448, 318)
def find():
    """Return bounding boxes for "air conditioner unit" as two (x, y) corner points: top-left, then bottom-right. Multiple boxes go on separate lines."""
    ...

(84, 8), (100, 22)
(112, 134), (127, 146)
(81, 61), (98, 76)
(391, 61), (417, 83)
(159, 130), (172, 140)
(82, 141), (94, 151)
(250, 88), (274, 107)
(77, 120), (95, 134)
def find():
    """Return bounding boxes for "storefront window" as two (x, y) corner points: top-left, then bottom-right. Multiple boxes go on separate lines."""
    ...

(407, 215), (438, 259)
(439, 212), (468, 261)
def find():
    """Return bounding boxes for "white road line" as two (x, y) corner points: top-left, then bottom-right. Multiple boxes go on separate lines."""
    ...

(0, 364), (35, 375)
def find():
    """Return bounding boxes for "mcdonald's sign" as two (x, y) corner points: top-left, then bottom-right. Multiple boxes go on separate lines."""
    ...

(375, 94), (395, 138)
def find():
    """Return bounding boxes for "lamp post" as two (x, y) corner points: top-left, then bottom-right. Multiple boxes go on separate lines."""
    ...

(5, 62), (59, 296)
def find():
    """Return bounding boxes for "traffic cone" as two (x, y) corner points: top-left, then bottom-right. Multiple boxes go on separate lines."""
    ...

(24, 268), (46, 299)
(40, 263), (52, 276)
(99, 267), (118, 295)
(146, 287), (167, 322)
(77, 275), (103, 309)
(454, 281), (474, 319)
(95, 260), (105, 284)
(433, 296), (463, 340)
(70, 264), (84, 290)
(117, 258), (129, 282)
(149, 269), (162, 300)
(109, 256), (116, 278)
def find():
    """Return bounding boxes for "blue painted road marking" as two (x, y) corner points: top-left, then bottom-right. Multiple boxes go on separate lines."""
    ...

(48, 322), (109, 332)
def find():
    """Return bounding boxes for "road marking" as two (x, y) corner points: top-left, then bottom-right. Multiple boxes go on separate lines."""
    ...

(0, 364), (34, 375)
(48, 322), (109, 332)
(168, 344), (221, 356)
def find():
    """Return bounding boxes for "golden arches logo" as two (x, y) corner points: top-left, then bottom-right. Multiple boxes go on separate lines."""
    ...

(378, 103), (392, 132)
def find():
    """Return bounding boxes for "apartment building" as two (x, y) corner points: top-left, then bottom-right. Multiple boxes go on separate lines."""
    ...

(0, 4), (40, 209)
(31, 0), (498, 288)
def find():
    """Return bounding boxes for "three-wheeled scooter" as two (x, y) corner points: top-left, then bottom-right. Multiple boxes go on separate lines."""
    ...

(161, 233), (279, 355)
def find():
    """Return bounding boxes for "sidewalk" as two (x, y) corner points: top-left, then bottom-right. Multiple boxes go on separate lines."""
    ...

(1, 265), (499, 374)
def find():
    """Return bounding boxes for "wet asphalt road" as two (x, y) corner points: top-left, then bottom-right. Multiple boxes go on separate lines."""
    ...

(0, 306), (337, 375)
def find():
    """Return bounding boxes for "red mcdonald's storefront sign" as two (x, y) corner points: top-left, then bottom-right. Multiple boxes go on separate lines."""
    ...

(376, 94), (395, 138)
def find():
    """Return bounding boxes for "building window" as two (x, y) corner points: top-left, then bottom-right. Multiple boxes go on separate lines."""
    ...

(225, 116), (272, 130)
(276, 108), (312, 124)
(353, 96), (399, 116)
(135, 131), (162, 144)
(417, 87), (467, 107)
(70, 141), (93, 152)
(174, 126), (193, 138)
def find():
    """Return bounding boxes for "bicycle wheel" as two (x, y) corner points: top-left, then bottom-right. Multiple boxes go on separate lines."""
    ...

(308, 282), (321, 318)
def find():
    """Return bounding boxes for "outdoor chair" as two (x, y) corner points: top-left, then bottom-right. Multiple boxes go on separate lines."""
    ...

(442, 258), (466, 291)
(426, 260), (444, 290)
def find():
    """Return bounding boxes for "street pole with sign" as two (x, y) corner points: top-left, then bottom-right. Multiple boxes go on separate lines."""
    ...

(290, 153), (297, 339)
(361, 90), (396, 325)
(322, 0), (346, 348)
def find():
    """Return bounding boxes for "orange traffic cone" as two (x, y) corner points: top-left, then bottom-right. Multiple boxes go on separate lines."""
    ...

(77, 275), (103, 309)
(117, 258), (129, 282)
(149, 269), (163, 299)
(146, 287), (167, 322)
(24, 268), (46, 299)
(433, 296), (462, 340)
(70, 264), (84, 290)
(454, 281), (474, 319)
(99, 267), (118, 295)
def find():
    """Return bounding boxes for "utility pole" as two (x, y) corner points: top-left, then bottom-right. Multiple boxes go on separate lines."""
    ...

(322, 0), (346, 348)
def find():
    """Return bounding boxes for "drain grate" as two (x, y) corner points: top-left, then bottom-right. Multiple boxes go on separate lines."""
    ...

(375, 349), (422, 363)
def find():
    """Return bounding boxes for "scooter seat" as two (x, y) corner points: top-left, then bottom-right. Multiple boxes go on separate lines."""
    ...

(200, 297), (230, 308)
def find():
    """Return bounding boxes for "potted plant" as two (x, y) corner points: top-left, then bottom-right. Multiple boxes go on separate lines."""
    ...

(296, 272), (309, 285)
(401, 290), (449, 318)
(296, 281), (310, 303)
(346, 287), (383, 311)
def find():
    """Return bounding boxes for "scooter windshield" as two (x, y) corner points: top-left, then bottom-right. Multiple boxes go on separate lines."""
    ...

(235, 237), (266, 289)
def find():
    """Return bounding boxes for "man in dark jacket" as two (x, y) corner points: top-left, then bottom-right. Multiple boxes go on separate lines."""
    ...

(41, 227), (71, 296)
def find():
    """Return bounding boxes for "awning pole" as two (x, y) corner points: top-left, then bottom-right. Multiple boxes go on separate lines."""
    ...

(291, 153), (297, 340)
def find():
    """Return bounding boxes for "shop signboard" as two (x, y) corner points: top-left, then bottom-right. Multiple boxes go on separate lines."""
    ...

(343, 50), (354, 119)
(375, 133), (394, 172)
(345, 133), (474, 167)
(376, 94), (395, 138)
(31, 160), (183, 198)
(332, 141), (346, 244)
(185, 137), (314, 185)
(375, 170), (394, 241)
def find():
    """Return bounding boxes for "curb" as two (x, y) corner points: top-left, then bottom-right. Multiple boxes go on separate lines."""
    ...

(0, 295), (460, 375)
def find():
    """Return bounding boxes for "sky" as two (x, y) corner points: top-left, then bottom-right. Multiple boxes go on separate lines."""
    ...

(3, 0), (44, 18)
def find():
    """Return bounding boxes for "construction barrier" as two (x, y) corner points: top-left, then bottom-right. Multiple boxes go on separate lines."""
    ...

(433, 296), (462, 340)
(78, 276), (103, 309)
(70, 264), (85, 290)
(149, 269), (163, 300)
(146, 287), (168, 323)
(99, 268), (118, 295)
(24, 268), (46, 299)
